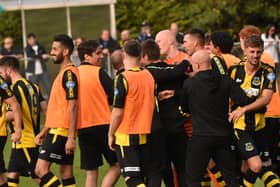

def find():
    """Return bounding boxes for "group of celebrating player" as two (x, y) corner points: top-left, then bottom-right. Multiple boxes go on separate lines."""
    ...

(0, 23), (279, 187)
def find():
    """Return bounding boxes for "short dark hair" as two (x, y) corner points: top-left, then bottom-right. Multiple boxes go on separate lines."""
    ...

(123, 40), (141, 58)
(141, 39), (160, 61)
(27, 33), (36, 39)
(0, 56), (20, 71)
(204, 32), (211, 45)
(245, 35), (264, 49)
(77, 40), (100, 61)
(53, 34), (74, 55)
(185, 28), (205, 46)
(211, 31), (233, 53)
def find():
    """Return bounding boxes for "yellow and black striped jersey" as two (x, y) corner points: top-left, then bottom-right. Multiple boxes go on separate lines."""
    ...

(0, 104), (8, 136)
(0, 76), (13, 136)
(229, 61), (276, 131)
(10, 78), (44, 148)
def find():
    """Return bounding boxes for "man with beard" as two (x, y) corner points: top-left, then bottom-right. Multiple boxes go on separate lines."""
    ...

(0, 63), (21, 187)
(0, 56), (46, 187)
(35, 34), (79, 187)
(229, 35), (280, 186)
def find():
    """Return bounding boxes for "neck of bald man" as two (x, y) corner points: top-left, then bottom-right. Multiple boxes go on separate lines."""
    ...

(198, 61), (211, 71)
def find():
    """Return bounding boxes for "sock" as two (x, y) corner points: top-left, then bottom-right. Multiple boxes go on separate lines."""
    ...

(261, 167), (280, 187)
(126, 177), (146, 187)
(243, 169), (259, 187)
(7, 178), (19, 187)
(62, 177), (76, 187)
(39, 172), (62, 187)
(210, 166), (226, 187)
(0, 182), (8, 187)
(200, 171), (211, 187)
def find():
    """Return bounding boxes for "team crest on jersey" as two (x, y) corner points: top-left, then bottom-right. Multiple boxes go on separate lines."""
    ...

(0, 82), (8, 90)
(114, 88), (119, 96)
(245, 142), (254, 152)
(66, 81), (76, 89)
(267, 73), (276, 81)
(252, 77), (261, 86)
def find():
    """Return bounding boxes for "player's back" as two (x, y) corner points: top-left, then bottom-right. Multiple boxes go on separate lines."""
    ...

(11, 78), (42, 148)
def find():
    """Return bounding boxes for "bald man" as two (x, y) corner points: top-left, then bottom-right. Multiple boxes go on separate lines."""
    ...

(160, 50), (252, 186)
(180, 50), (253, 187)
(155, 30), (188, 65)
(110, 49), (124, 75)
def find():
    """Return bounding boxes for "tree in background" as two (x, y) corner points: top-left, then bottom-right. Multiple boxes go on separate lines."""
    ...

(116, 0), (280, 41)
(0, 0), (279, 46)
(0, 11), (22, 49)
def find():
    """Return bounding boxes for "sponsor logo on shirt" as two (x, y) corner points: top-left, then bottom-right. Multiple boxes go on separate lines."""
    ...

(267, 73), (275, 81)
(66, 81), (76, 89)
(243, 88), (259, 97)
(114, 88), (119, 96)
(0, 82), (8, 90)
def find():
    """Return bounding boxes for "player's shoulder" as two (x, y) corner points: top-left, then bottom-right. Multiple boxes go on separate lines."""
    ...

(211, 55), (223, 61)
(0, 75), (5, 83)
(63, 65), (79, 76)
(62, 68), (79, 82)
(260, 61), (274, 73)
(260, 62), (275, 82)
(228, 60), (244, 72)
(0, 76), (9, 90)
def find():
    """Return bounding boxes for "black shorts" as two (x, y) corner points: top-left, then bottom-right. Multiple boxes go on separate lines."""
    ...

(165, 131), (187, 172)
(0, 136), (7, 173)
(265, 118), (280, 161)
(38, 133), (74, 165)
(8, 147), (39, 178)
(115, 143), (150, 178)
(78, 125), (117, 170)
(144, 128), (166, 175)
(234, 129), (267, 160)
